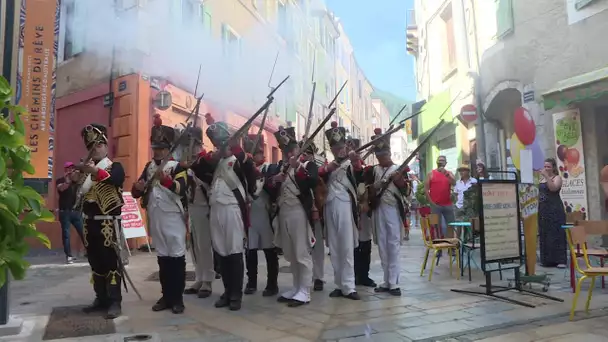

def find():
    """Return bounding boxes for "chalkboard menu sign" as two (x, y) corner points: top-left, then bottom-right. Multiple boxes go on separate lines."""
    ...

(479, 181), (521, 264)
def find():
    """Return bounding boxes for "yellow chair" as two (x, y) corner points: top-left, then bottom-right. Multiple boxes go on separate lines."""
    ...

(420, 216), (460, 281)
(565, 221), (608, 320)
(427, 213), (459, 244)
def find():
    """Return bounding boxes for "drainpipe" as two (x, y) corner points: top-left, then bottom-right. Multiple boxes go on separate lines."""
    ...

(468, 0), (486, 166)
(469, 71), (487, 165)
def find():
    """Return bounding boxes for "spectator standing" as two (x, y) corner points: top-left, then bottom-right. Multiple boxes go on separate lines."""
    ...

(424, 156), (456, 237)
(56, 162), (85, 264)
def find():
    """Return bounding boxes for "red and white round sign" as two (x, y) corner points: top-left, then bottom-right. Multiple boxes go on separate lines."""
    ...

(460, 104), (477, 123)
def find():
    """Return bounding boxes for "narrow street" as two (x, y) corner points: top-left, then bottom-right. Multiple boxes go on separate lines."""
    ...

(2, 228), (608, 342)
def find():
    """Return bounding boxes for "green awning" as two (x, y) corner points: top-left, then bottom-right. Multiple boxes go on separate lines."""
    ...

(542, 66), (608, 110)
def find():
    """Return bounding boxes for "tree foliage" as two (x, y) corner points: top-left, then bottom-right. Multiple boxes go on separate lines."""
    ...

(0, 76), (52, 287)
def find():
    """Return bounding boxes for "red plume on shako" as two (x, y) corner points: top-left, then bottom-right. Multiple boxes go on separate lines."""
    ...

(331, 121), (339, 133)
(153, 113), (163, 127)
(374, 128), (382, 135)
(205, 113), (215, 125)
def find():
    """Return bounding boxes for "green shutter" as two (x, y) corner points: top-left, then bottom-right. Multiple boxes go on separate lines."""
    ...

(495, 0), (513, 39)
(200, 3), (212, 32)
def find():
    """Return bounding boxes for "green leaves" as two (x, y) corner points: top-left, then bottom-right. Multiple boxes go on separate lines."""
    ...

(0, 76), (51, 287)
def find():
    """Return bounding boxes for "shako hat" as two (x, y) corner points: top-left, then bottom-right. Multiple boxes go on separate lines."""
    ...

(81, 123), (108, 149)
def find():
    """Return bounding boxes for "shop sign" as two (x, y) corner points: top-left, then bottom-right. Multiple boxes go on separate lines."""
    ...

(552, 109), (588, 218)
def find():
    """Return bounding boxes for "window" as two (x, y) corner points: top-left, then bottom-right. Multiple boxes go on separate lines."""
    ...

(221, 24), (241, 58)
(182, 0), (197, 23)
(358, 80), (362, 98)
(441, 4), (457, 75)
(61, 0), (85, 61)
(277, 1), (288, 38)
(495, 0), (514, 38)
(199, 3), (212, 32)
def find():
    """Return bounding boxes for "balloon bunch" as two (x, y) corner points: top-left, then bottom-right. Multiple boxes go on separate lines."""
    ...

(509, 107), (545, 171)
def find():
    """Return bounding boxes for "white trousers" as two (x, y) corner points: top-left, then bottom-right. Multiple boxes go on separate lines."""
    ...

(373, 203), (402, 289)
(326, 199), (357, 295)
(189, 204), (215, 283)
(209, 203), (245, 257)
(148, 203), (187, 258)
(277, 205), (313, 303)
(312, 221), (325, 281)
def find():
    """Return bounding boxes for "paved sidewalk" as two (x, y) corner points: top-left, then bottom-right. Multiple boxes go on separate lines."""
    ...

(1, 228), (607, 341)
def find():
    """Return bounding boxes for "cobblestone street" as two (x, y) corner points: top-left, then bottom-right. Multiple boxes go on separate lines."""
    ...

(2, 229), (608, 342)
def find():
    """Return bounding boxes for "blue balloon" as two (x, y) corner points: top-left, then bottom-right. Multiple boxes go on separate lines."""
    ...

(528, 137), (545, 170)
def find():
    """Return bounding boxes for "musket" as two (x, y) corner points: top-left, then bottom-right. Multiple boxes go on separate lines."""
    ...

(356, 95), (458, 159)
(299, 80), (347, 155)
(388, 103), (408, 129)
(142, 71), (205, 207)
(250, 56), (281, 153)
(368, 92), (461, 209)
(303, 54), (316, 140)
(228, 75), (290, 143)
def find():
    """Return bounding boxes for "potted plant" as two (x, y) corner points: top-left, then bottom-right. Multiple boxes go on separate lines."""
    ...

(0, 76), (52, 325)
(415, 184), (431, 217)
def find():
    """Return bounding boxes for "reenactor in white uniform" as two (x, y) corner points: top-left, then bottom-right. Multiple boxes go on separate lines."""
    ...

(190, 114), (258, 311)
(132, 115), (189, 314)
(364, 128), (411, 297)
(267, 126), (318, 307)
(183, 127), (216, 298)
(318, 123), (363, 300)
(242, 134), (279, 297)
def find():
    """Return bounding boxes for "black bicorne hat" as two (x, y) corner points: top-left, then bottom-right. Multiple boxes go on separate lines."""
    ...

(274, 126), (298, 152)
(81, 123), (108, 149)
(324, 121), (346, 148)
(150, 114), (176, 149)
(371, 128), (391, 156)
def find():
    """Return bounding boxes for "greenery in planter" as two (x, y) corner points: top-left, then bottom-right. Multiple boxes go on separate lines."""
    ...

(414, 183), (429, 207)
(458, 183), (480, 221)
(0, 76), (52, 288)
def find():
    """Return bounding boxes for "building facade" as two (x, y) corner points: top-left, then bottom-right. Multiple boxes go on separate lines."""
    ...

(409, 0), (608, 222)
(407, 0), (477, 178)
(39, 0), (378, 250)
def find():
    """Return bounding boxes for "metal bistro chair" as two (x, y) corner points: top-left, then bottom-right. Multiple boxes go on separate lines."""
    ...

(420, 216), (461, 281)
(460, 218), (480, 282)
(565, 221), (608, 320)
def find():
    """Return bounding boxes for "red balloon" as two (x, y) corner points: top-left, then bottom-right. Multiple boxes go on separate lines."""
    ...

(514, 107), (536, 145)
(565, 148), (580, 166)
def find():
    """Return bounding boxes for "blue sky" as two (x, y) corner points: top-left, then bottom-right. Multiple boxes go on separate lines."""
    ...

(326, 0), (416, 101)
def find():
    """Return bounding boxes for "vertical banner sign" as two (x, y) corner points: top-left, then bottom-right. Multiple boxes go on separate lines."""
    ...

(16, 0), (60, 178)
(552, 109), (588, 218)
(519, 183), (539, 275)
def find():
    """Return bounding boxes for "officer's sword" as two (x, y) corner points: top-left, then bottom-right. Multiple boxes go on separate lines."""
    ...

(111, 242), (143, 300)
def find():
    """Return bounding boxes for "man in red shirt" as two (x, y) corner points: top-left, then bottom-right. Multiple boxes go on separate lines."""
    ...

(424, 155), (456, 236)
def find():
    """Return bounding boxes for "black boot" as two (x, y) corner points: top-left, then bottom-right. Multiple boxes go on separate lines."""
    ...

(214, 251), (222, 279)
(105, 271), (122, 319)
(229, 253), (244, 311)
(214, 255), (230, 308)
(152, 257), (170, 312)
(83, 273), (108, 313)
(170, 256), (186, 314)
(354, 244), (363, 286)
(244, 249), (258, 295)
(262, 248), (279, 297)
(359, 241), (376, 288)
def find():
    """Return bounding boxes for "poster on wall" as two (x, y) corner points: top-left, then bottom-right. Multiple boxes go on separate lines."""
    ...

(552, 109), (588, 218)
(16, 0), (60, 179)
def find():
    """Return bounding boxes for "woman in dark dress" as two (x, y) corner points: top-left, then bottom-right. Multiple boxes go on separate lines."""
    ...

(538, 158), (567, 268)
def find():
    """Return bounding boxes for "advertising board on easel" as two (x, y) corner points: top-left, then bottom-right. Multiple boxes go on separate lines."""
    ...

(451, 171), (563, 307)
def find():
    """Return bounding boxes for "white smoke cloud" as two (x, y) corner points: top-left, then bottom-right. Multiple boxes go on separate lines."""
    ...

(69, 0), (330, 115)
